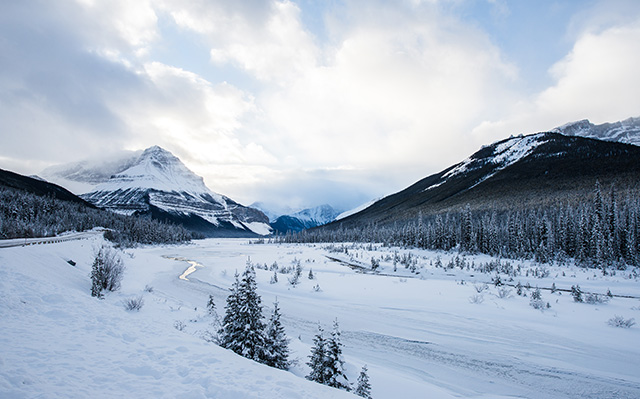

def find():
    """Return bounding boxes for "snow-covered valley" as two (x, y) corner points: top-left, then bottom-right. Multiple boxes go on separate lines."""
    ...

(1, 237), (639, 398)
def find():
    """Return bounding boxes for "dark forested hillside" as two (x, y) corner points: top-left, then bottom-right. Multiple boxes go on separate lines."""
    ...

(287, 133), (640, 268)
(0, 169), (195, 245)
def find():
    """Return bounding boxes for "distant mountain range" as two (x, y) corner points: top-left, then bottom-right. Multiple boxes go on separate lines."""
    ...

(31, 116), (640, 236)
(251, 203), (341, 233)
(42, 146), (270, 237)
(328, 118), (640, 229)
(552, 117), (640, 146)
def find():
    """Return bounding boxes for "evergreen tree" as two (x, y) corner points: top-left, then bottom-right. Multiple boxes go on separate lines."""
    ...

(207, 294), (216, 316)
(264, 300), (290, 370)
(219, 272), (242, 351)
(571, 285), (583, 302)
(307, 325), (328, 384)
(325, 319), (350, 391)
(219, 267), (268, 362)
(355, 365), (372, 398)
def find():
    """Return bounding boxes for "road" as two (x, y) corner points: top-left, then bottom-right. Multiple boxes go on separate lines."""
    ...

(0, 231), (103, 248)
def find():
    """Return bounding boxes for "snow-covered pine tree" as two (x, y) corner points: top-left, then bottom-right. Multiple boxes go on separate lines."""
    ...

(355, 365), (372, 398)
(325, 319), (350, 391)
(219, 272), (242, 351)
(236, 265), (268, 362)
(307, 325), (327, 384)
(571, 284), (583, 302)
(207, 294), (216, 316)
(264, 300), (290, 370)
(219, 267), (268, 363)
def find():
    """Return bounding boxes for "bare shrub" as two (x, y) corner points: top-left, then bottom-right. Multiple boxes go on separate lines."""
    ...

(91, 245), (125, 298)
(469, 294), (484, 304)
(497, 287), (512, 299)
(474, 283), (488, 293)
(123, 296), (144, 311)
(607, 315), (635, 328)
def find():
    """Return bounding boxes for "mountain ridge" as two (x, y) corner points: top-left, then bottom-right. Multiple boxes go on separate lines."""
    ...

(330, 131), (640, 228)
(45, 146), (271, 237)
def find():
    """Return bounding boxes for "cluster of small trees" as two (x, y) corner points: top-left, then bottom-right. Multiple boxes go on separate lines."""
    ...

(282, 183), (639, 269)
(217, 265), (372, 396)
(0, 186), (194, 245)
(218, 265), (290, 369)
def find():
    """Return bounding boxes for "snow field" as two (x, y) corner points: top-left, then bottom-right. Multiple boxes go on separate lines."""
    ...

(1, 237), (639, 398)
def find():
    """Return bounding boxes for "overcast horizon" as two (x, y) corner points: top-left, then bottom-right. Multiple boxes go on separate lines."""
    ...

(1, 0), (639, 212)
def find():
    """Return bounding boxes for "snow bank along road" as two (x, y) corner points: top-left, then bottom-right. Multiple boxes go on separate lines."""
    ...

(0, 231), (102, 248)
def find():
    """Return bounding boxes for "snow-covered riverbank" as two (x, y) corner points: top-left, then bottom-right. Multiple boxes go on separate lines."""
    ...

(1, 237), (639, 398)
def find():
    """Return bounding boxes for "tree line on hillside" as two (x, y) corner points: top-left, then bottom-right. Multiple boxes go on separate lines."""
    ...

(0, 185), (194, 245)
(280, 182), (640, 269)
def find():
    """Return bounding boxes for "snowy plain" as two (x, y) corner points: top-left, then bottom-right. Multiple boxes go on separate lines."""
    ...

(1, 236), (639, 398)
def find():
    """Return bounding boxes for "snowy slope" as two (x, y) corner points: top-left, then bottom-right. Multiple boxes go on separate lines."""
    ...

(74, 146), (270, 236)
(0, 238), (352, 399)
(552, 117), (640, 146)
(336, 198), (380, 220)
(431, 133), (549, 191)
(2, 237), (639, 398)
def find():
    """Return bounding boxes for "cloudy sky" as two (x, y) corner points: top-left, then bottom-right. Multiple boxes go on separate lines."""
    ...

(1, 0), (639, 212)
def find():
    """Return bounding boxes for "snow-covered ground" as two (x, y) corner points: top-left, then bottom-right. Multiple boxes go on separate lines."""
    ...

(1, 236), (639, 398)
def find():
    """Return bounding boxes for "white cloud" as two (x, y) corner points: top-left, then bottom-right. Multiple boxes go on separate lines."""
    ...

(472, 18), (640, 142)
(2, 0), (639, 211)
(160, 0), (318, 84)
(259, 2), (519, 175)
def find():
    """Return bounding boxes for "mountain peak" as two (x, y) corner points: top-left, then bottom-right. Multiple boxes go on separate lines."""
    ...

(102, 146), (209, 194)
(552, 117), (640, 146)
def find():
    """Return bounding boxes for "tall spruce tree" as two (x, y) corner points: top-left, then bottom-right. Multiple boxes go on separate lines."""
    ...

(264, 300), (290, 370)
(325, 319), (350, 391)
(219, 266), (268, 363)
(219, 272), (242, 352)
(355, 365), (372, 398)
(307, 325), (328, 384)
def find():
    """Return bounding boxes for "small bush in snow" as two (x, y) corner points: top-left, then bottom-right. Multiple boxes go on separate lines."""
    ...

(530, 287), (545, 309)
(144, 284), (154, 293)
(585, 293), (609, 305)
(497, 287), (512, 299)
(370, 257), (380, 271)
(174, 320), (186, 331)
(474, 283), (488, 293)
(90, 245), (125, 298)
(469, 294), (484, 304)
(607, 315), (635, 328)
(312, 284), (321, 292)
(123, 296), (144, 311)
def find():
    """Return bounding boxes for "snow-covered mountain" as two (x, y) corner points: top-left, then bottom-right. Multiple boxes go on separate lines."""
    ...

(268, 204), (341, 233)
(331, 130), (640, 227)
(45, 146), (271, 237)
(552, 117), (640, 146)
